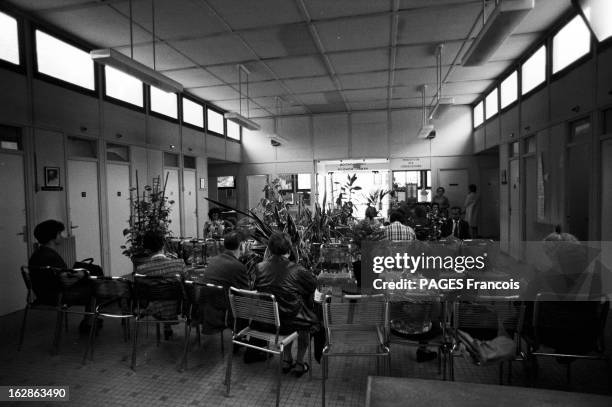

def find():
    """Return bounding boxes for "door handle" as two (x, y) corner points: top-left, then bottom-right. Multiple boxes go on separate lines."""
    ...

(71, 225), (79, 229)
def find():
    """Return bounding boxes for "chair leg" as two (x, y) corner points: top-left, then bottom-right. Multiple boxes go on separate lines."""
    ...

(156, 323), (161, 347)
(82, 317), (97, 364)
(196, 326), (201, 348)
(17, 305), (29, 351)
(131, 321), (139, 370)
(64, 312), (68, 332)
(508, 360), (513, 385)
(566, 362), (572, 389)
(276, 352), (282, 407)
(499, 362), (504, 385)
(52, 310), (63, 355)
(225, 346), (233, 396)
(308, 335), (312, 380)
(179, 323), (191, 372)
(321, 355), (327, 407)
(437, 345), (442, 375)
(220, 330), (225, 356)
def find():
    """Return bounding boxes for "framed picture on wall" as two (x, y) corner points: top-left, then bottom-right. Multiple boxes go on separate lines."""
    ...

(44, 167), (61, 187)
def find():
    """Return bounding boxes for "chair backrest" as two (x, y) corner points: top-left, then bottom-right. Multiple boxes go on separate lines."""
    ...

(90, 276), (132, 299)
(533, 292), (609, 353)
(322, 294), (389, 343)
(228, 287), (280, 328)
(22, 266), (63, 306)
(133, 273), (183, 304)
(453, 298), (523, 336)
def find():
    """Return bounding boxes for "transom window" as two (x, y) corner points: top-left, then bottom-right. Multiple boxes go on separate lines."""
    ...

(0, 11), (19, 65)
(150, 86), (177, 119)
(104, 66), (143, 107)
(500, 71), (518, 109)
(207, 108), (224, 135)
(521, 45), (546, 95)
(473, 101), (484, 128)
(182, 98), (204, 128)
(226, 120), (240, 141)
(35, 30), (94, 90)
(553, 15), (591, 74)
(485, 88), (498, 120)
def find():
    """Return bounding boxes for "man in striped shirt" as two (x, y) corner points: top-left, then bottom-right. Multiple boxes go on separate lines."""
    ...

(383, 210), (416, 241)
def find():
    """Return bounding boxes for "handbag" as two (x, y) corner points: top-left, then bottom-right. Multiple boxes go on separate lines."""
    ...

(292, 304), (320, 332)
(73, 258), (104, 277)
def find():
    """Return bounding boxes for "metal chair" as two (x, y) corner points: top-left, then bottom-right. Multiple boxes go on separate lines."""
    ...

(18, 266), (94, 354)
(179, 281), (228, 371)
(527, 292), (610, 388)
(321, 293), (390, 407)
(450, 296), (525, 384)
(82, 276), (133, 364)
(130, 273), (186, 370)
(226, 287), (299, 407)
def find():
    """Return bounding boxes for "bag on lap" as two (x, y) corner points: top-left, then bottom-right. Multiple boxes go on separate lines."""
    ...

(73, 258), (104, 277)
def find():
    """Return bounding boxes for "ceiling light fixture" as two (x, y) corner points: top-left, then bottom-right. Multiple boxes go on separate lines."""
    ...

(417, 85), (435, 139)
(90, 0), (183, 93)
(224, 64), (261, 131)
(428, 44), (454, 120)
(462, 0), (534, 66)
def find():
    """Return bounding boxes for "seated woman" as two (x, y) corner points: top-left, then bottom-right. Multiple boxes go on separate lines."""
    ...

(136, 231), (186, 340)
(254, 232), (318, 377)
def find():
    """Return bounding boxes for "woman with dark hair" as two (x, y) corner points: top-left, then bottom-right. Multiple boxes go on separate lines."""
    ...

(254, 232), (317, 377)
(364, 205), (380, 227)
(432, 187), (450, 211)
(464, 184), (480, 238)
(204, 208), (227, 238)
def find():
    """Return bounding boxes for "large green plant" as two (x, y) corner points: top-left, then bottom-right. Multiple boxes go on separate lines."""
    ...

(121, 173), (174, 259)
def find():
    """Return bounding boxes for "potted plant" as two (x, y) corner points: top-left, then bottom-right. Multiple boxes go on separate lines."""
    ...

(121, 173), (174, 265)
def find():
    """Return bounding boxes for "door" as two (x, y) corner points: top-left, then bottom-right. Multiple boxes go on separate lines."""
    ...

(567, 143), (590, 241)
(523, 156), (537, 240)
(438, 169), (469, 209)
(509, 159), (521, 259)
(248, 175), (268, 211)
(106, 163), (131, 277)
(0, 152), (28, 315)
(164, 169), (181, 237)
(480, 168), (500, 239)
(67, 159), (101, 264)
(183, 170), (197, 238)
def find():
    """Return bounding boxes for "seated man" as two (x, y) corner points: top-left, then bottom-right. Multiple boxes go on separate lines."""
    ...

(28, 219), (94, 333)
(200, 231), (249, 331)
(441, 206), (471, 239)
(136, 231), (185, 340)
(383, 210), (416, 241)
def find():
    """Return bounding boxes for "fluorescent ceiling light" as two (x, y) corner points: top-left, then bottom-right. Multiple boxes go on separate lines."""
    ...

(91, 48), (183, 93)
(462, 0), (534, 66)
(224, 112), (261, 131)
(428, 97), (455, 120)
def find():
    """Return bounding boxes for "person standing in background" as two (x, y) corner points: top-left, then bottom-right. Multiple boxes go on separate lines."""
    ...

(432, 187), (450, 212)
(464, 184), (480, 238)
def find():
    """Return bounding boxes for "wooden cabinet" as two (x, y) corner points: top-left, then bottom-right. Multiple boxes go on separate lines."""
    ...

(550, 59), (595, 123)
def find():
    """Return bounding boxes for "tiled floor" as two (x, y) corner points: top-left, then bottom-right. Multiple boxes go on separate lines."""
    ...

(0, 309), (610, 407)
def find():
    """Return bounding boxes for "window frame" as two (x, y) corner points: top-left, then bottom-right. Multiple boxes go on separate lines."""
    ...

(0, 8), (24, 73)
(485, 86), (499, 121)
(102, 64), (145, 112)
(148, 85), (179, 123)
(181, 95), (205, 131)
(206, 106), (225, 138)
(226, 119), (242, 143)
(500, 70), (519, 112)
(473, 100), (485, 128)
(550, 14), (593, 80)
(32, 26), (98, 97)
(520, 44), (548, 98)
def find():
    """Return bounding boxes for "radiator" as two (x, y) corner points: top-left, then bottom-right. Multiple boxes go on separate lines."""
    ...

(58, 235), (77, 268)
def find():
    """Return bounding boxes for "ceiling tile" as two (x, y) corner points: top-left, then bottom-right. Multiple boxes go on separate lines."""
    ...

(279, 106), (309, 115)
(284, 76), (337, 93)
(206, 0), (303, 30)
(328, 49), (390, 74)
(349, 100), (389, 110)
(248, 81), (287, 98)
(7, 0), (96, 12)
(110, 0), (226, 40)
(315, 15), (391, 52)
(443, 80), (494, 95)
(241, 24), (317, 58)
(41, 5), (151, 48)
(206, 62), (275, 83)
(391, 86), (424, 99)
(169, 35), (254, 65)
(395, 41), (464, 69)
(297, 91), (345, 105)
(248, 108), (274, 118)
(397, 2), (480, 45)
(162, 67), (224, 88)
(449, 94), (479, 104)
(389, 98), (422, 109)
(306, 102), (347, 113)
(448, 61), (510, 81)
(267, 55), (328, 78)
(514, 0), (571, 35)
(339, 71), (389, 89)
(343, 88), (388, 103)
(189, 85), (239, 101)
(114, 43), (195, 71)
(393, 67), (438, 87)
(304, 0), (391, 19)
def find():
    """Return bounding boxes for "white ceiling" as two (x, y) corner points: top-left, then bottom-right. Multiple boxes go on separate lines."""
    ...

(8, 0), (572, 117)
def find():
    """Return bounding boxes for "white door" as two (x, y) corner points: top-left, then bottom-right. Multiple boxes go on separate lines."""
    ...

(480, 168), (500, 239)
(106, 163), (131, 277)
(509, 159), (521, 259)
(248, 175), (268, 210)
(183, 170), (197, 238)
(438, 169), (469, 209)
(0, 152), (28, 315)
(67, 160), (101, 264)
(164, 169), (181, 237)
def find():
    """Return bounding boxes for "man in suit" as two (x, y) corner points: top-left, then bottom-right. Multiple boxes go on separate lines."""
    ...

(200, 230), (249, 332)
(441, 206), (471, 239)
